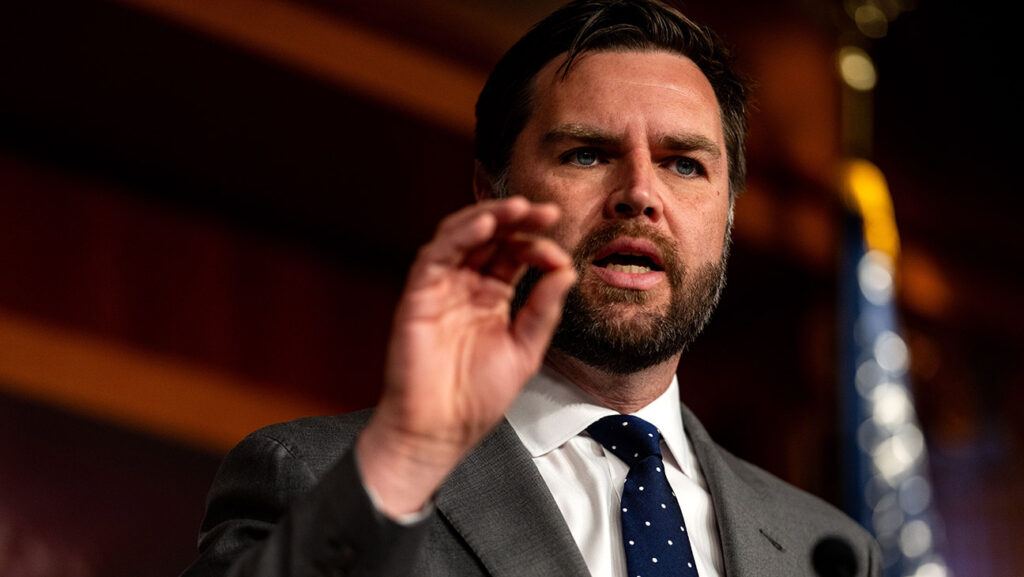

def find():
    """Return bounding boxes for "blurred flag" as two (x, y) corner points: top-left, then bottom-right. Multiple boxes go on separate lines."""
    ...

(837, 159), (951, 577)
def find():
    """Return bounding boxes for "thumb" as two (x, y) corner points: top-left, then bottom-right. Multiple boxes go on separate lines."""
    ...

(510, 267), (576, 362)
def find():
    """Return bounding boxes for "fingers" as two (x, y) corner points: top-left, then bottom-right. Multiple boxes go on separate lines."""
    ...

(411, 196), (565, 280)
(477, 234), (570, 287)
(511, 266), (576, 358)
(445, 196), (559, 239)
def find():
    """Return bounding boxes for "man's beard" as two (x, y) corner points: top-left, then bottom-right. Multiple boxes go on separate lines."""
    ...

(513, 220), (728, 375)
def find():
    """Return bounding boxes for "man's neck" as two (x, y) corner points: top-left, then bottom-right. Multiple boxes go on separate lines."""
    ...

(543, 350), (681, 414)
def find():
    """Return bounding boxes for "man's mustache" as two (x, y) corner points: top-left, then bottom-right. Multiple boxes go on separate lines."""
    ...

(512, 220), (683, 316)
(570, 220), (682, 288)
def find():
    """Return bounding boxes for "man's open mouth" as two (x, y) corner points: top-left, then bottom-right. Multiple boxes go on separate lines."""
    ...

(592, 252), (664, 274)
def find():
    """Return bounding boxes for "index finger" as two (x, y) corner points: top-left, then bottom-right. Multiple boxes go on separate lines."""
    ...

(422, 197), (561, 268)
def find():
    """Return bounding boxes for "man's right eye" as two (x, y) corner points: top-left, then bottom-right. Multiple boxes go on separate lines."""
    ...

(564, 148), (600, 167)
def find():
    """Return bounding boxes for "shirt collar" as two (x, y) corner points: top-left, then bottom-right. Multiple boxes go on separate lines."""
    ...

(506, 364), (612, 456)
(506, 364), (697, 480)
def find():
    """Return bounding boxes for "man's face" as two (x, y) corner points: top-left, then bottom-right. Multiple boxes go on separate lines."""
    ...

(501, 50), (733, 374)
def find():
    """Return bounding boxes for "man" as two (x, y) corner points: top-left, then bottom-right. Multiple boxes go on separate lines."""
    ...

(182, 1), (881, 576)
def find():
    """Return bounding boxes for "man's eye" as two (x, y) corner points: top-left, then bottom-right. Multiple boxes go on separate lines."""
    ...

(671, 157), (701, 176)
(566, 149), (599, 167)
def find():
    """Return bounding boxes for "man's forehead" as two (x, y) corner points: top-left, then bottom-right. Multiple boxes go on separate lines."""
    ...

(527, 50), (724, 141)
(534, 50), (716, 106)
(544, 48), (707, 85)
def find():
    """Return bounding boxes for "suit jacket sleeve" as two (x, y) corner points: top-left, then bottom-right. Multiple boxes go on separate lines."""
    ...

(180, 427), (432, 577)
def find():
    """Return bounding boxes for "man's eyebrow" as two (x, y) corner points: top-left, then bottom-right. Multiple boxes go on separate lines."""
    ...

(542, 124), (722, 159)
(542, 123), (618, 146)
(660, 134), (722, 159)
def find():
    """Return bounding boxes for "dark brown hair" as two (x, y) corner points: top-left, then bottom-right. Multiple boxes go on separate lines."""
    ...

(474, 0), (750, 198)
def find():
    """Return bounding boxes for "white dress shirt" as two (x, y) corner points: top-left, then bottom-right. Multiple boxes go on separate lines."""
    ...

(506, 365), (724, 577)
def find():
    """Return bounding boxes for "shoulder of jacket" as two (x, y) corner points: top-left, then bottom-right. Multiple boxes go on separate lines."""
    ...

(233, 409), (376, 473)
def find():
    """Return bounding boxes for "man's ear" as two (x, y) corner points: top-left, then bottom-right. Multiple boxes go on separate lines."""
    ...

(473, 161), (496, 201)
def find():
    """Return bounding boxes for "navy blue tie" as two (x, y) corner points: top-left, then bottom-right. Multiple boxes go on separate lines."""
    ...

(588, 415), (700, 577)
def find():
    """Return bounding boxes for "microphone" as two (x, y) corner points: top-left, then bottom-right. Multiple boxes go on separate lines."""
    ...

(812, 536), (859, 577)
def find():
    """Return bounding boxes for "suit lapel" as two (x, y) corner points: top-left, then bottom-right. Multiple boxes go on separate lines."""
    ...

(430, 403), (801, 576)
(436, 419), (591, 577)
(680, 404), (796, 577)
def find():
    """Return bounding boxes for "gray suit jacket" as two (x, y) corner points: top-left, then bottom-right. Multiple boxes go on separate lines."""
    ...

(182, 405), (881, 576)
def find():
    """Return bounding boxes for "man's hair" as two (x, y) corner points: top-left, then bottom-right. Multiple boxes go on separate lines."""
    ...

(474, 0), (750, 198)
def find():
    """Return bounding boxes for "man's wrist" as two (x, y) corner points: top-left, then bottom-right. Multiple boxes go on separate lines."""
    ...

(354, 416), (466, 518)
(353, 443), (436, 525)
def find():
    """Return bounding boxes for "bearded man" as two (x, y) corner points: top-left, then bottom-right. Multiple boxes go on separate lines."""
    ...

(182, 1), (880, 576)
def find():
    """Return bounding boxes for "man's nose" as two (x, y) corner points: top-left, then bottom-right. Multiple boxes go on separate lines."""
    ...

(604, 152), (663, 221)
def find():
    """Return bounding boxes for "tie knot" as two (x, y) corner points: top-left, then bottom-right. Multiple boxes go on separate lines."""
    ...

(587, 414), (662, 465)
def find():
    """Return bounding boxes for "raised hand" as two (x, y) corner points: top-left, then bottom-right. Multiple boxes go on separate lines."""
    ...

(356, 196), (576, 517)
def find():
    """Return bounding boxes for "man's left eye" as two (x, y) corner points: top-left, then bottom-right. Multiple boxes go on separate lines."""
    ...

(671, 158), (701, 176)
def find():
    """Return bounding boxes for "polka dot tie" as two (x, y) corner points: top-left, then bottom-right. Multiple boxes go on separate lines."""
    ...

(588, 415), (700, 577)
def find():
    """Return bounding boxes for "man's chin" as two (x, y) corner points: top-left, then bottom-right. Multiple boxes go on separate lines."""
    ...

(548, 259), (727, 376)
(585, 301), (673, 332)
(550, 292), (685, 375)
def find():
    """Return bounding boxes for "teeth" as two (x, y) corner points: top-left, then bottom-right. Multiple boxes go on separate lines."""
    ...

(606, 263), (652, 274)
